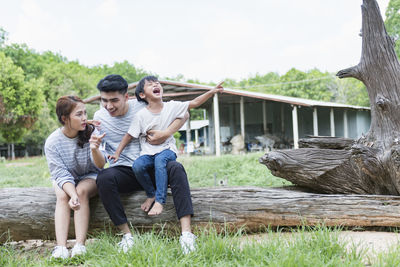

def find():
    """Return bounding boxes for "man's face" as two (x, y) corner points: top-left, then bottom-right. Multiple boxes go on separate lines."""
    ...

(100, 91), (129, 117)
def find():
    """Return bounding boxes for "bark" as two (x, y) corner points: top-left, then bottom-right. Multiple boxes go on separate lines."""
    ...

(298, 136), (354, 150)
(261, 0), (400, 195)
(2, 187), (400, 242)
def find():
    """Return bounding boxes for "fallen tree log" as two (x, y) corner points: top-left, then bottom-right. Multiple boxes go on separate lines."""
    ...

(2, 187), (400, 242)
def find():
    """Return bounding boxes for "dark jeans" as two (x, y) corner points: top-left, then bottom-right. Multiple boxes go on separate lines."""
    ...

(96, 161), (193, 226)
(132, 149), (177, 204)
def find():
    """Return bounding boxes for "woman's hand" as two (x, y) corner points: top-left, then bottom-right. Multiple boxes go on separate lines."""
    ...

(68, 195), (81, 210)
(89, 133), (106, 150)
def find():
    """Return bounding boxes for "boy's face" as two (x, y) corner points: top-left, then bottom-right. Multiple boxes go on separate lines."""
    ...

(140, 80), (163, 102)
(100, 91), (129, 117)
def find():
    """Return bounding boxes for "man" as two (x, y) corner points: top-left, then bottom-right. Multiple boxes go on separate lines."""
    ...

(90, 74), (195, 254)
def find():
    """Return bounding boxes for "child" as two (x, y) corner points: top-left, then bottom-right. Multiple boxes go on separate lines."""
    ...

(110, 76), (223, 215)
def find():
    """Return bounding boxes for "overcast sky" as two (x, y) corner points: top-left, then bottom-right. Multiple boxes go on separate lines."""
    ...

(0, 0), (390, 83)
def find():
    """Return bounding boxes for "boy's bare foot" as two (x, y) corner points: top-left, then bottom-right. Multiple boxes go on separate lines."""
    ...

(148, 202), (163, 216)
(141, 197), (155, 212)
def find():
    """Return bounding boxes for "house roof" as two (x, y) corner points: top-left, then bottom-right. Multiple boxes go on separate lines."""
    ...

(84, 79), (370, 110)
(178, 120), (209, 132)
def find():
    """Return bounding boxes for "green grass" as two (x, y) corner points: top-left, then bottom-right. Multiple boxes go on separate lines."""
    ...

(0, 153), (288, 188)
(0, 156), (51, 188)
(1, 226), (375, 267)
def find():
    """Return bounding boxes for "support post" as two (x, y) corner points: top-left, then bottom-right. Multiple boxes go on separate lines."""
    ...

(240, 97), (245, 140)
(330, 108), (335, 137)
(213, 94), (221, 156)
(343, 110), (349, 138)
(263, 101), (267, 134)
(292, 105), (299, 149)
(313, 107), (319, 136)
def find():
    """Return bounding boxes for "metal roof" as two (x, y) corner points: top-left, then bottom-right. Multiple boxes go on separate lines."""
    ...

(85, 79), (370, 110)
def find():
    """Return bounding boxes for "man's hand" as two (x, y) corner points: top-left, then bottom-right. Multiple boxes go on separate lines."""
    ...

(68, 195), (80, 211)
(108, 153), (120, 162)
(89, 133), (106, 150)
(146, 130), (170, 145)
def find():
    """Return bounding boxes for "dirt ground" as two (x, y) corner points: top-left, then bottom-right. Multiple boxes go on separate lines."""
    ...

(242, 231), (400, 256)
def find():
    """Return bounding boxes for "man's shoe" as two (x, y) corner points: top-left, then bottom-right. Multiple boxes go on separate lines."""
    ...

(71, 243), (87, 257)
(180, 232), (197, 254)
(118, 234), (134, 253)
(51, 246), (69, 259)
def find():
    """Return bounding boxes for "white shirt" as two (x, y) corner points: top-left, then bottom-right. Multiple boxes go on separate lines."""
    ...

(128, 100), (189, 156)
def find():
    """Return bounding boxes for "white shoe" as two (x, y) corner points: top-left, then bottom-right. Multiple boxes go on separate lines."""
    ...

(180, 232), (197, 254)
(71, 243), (86, 257)
(51, 245), (69, 259)
(118, 234), (134, 253)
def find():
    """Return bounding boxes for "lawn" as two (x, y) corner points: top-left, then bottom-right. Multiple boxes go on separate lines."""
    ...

(2, 154), (400, 266)
(0, 152), (289, 189)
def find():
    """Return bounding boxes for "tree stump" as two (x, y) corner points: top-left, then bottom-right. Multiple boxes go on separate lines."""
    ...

(260, 0), (400, 195)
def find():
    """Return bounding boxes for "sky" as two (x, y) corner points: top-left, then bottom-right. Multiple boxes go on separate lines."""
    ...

(0, 0), (391, 83)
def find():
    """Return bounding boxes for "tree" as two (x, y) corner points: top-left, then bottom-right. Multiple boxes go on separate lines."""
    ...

(385, 0), (400, 57)
(260, 0), (400, 195)
(0, 52), (44, 159)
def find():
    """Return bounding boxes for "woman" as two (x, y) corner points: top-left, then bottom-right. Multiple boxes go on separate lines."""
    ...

(45, 96), (105, 259)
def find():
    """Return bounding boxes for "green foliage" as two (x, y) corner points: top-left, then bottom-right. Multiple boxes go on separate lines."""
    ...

(0, 52), (44, 143)
(93, 60), (150, 84)
(386, 0), (400, 58)
(0, 27), (7, 47)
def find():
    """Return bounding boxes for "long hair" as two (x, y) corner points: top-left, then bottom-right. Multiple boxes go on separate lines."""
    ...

(56, 96), (94, 148)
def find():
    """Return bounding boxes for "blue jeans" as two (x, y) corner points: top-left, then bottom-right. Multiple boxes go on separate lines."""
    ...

(132, 149), (177, 205)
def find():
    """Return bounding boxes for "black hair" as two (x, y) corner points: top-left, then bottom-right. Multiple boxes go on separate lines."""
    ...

(56, 95), (95, 148)
(135, 75), (159, 104)
(97, 74), (128, 94)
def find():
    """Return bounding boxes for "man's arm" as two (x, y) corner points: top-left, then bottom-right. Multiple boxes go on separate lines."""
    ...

(109, 133), (133, 162)
(147, 112), (189, 145)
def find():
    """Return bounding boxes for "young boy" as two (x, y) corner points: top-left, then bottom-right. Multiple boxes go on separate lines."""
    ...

(110, 76), (223, 216)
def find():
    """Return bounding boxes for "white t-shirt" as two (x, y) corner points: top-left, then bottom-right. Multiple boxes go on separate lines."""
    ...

(128, 100), (189, 156)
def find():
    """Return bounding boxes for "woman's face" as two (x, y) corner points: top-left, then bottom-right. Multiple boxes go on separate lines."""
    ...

(65, 102), (87, 132)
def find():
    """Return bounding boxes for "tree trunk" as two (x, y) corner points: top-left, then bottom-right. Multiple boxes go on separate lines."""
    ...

(2, 187), (400, 242)
(11, 143), (15, 160)
(260, 0), (400, 195)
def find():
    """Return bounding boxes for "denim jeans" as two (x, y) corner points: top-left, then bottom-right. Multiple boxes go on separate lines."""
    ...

(132, 149), (177, 204)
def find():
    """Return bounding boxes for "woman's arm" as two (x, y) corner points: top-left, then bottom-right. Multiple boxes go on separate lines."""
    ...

(89, 133), (106, 168)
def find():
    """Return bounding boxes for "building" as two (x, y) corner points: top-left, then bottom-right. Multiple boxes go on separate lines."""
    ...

(85, 80), (371, 156)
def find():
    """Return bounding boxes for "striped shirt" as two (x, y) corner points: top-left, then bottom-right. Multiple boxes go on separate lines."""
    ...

(93, 99), (147, 167)
(45, 128), (101, 188)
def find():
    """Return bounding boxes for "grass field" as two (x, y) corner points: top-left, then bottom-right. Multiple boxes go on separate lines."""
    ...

(2, 154), (400, 266)
(3, 226), (397, 267)
(0, 152), (289, 188)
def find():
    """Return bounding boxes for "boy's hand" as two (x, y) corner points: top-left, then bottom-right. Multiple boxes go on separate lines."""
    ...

(68, 195), (80, 211)
(88, 120), (101, 128)
(146, 130), (169, 145)
(108, 153), (120, 162)
(89, 133), (106, 150)
(213, 81), (224, 94)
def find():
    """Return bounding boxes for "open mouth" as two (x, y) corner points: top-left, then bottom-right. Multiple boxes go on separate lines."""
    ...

(153, 88), (161, 94)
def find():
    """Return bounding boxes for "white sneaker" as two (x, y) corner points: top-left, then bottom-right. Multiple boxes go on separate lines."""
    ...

(71, 243), (87, 257)
(51, 245), (69, 259)
(118, 234), (134, 253)
(180, 232), (197, 254)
